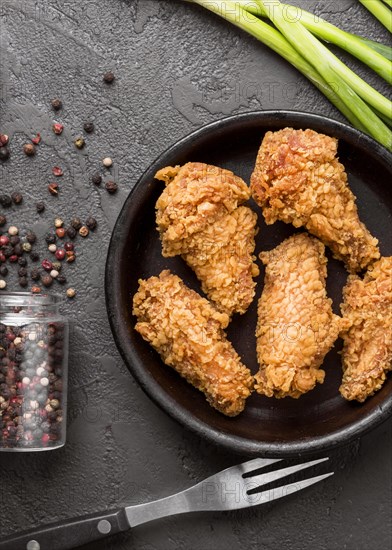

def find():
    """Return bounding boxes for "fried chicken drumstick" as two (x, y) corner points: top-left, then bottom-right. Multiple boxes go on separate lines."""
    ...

(255, 233), (346, 399)
(133, 270), (254, 416)
(155, 162), (259, 316)
(250, 128), (380, 272)
(340, 257), (392, 402)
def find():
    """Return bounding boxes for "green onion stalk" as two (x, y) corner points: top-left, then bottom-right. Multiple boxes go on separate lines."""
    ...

(359, 0), (392, 32)
(186, 0), (392, 150)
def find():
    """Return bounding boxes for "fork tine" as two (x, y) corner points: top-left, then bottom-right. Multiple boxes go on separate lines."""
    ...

(239, 458), (282, 475)
(246, 472), (334, 506)
(244, 457), (329, 491)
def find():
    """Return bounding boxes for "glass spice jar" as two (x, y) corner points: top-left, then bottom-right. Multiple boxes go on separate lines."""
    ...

(0, 293), (69, 451)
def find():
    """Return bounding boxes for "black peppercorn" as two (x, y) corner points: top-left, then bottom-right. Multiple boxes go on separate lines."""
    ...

(11, 192), (23, 205)
(18, 257), (27, 267)
(51, 98), (62, 110)
(23, 143), (36, 156)
(83, 122), (94, 133)
(13, 244), (23, 256)
(30, 252), (40, 262)
(18, 277), (28, 288)
(45, 233), (56, 245)
(18, 267), (28, 277)
(9, 236), (20, 246)
(66, 227), (76, 239)
(0, 266), (8, 276)
(0, 147), (10, 162)
(0, 215), (6, 226)
(26, 231), (37, 244)
(0, 195), (12, 208)
(103, 71), (115, 83)
(2, 245), (13, 258)
(41, 274), (53, 287)
(71, 217), (82, 230)
(56, 275), (67, 285)
(30, 268), (41, 281)
(105, 181), (118, 194)
(85, 216), (97, 230)
(36, 202), (45, 213)
(91, 173), (102, 185)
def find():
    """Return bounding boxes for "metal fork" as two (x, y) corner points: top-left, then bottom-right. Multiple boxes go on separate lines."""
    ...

(0, 457), (332, 550)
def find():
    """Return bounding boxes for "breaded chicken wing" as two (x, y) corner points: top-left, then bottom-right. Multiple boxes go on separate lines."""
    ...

(133, 270), (254, 416)
(155, 163), (259, 316)
(255, 233), (346, 398)
(340, 257), (392, 402)
(250, 128), (380, 272)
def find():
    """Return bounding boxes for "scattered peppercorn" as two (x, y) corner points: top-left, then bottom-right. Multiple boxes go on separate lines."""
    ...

(91, 173), (102, 185)
(103, 71), (115, 83)
(52, 261), (62, 271)
(105, 181), (118, 194)
(41, 260), (53, 271)
(52, 166), (63, 177)
(48, 183), (59, 196)
(79, 226), (89, 238)
(71, 217), (82, 230)
(55, 249), (66, 261)
(30, 252), (40, 262)
(52, 123), (64, 135)
(13, 244), (23, 256)
(0, 134), (9, 146)
(55, 228), (65, 239)
(22, 242), (32, 253)
(85, 216), (97, 230)
(11, 192), (23, 205)
(66, 288), (76, 298)
(18, 257), (27, 267)
(30, 268), (40, 281)
(31, 285), (41, 293)
(9, 255), (18, 263)
(74, 137), (85, 149)
(0, 266), (8, 276)
(83, 122), (94, 133)
(0, 195), (12, 208)
(23, 143), (35, 156)
(45, 233), (56, 245)
(36, 202), (45, 213)
(50, 269), (59, 279)
(51, 98), (62, 110)
(103, 157), (113, 168)
(48, 244), (57, 253)
(41, 274), (53, 287)
(18, 277), (28, 288)
(57, 275), (67, 285)
(0, 280), (7, 289)
(54, 218), (63, 228)
(0, 215), (6, 226)
(8, 226), (18, 236)
(25, 231), (36, 244)
(9, 236), (20, 246)
(64, 242), (74, 252)
(66, 227), (76, 239)
(32, 133), (41, 145)
(18, 267), (28, 277)
(0, 147), (10, 162)
(65, 253), (75, 263)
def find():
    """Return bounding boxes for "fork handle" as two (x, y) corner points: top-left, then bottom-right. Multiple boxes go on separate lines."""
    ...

(0, 509), (130, 550)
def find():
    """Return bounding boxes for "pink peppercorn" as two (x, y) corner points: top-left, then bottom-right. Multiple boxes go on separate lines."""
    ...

(41, 259), (53, 271)
(55, 249), (66, 261)
(52, 166), (63, 177)
(0, 235), (9, 246)
(53, 123), (64, 135)
(9, 255), (18, 263)
(64, 242), (74, 252)
(41, 434), (50, 444)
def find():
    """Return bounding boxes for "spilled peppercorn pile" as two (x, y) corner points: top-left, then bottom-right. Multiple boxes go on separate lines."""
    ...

(0, 72), (118, 298)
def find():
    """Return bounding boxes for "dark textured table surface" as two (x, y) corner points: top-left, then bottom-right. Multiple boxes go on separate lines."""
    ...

(0, 1), (391, 549)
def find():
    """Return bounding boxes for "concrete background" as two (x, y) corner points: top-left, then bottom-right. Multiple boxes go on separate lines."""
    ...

(0, 1), (391, 549)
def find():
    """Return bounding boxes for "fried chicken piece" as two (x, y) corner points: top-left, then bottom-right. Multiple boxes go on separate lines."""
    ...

(250, 128), (380, 272)
(339, 257), (392, 402)
(132, 270), (254, 416)
(155, 162), (259, 316)
(255, 233), (346, 398)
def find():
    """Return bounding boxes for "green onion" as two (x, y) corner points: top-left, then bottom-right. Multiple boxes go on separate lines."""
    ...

(360, 37), (392, 60)
(255, 0), (391, 148)
(235, 0), (392, 83)
(359, 0), (392, 31)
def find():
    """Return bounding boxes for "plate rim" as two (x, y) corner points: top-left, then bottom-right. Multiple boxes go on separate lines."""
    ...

(105, 110), (392, 456)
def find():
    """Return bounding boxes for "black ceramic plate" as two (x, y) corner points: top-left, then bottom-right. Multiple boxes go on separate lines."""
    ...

(105, 111), (392, 456)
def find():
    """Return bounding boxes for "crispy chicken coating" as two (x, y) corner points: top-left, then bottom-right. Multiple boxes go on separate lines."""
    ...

(132, 270), (254, 416)
(340, 257), (392, 402)
(250, 128), (380, 272)
(255, 233), (346, 398)
(155, 163), (259, 316)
